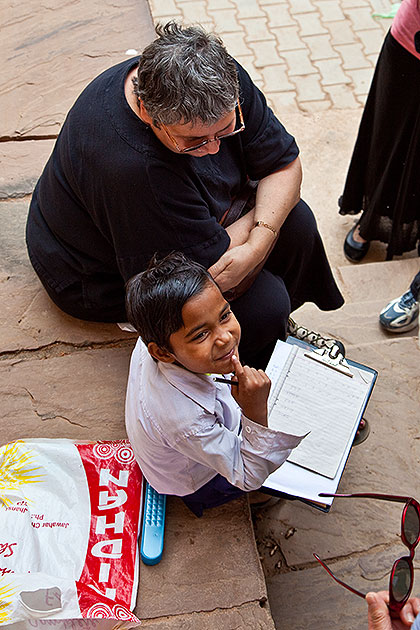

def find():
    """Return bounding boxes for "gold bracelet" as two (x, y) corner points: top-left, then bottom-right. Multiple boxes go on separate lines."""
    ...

(254, 220), (278, 237)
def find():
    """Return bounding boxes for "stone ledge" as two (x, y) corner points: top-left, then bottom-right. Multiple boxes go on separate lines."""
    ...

(292, 258), (419, 348)
(0, 346), (132, 445)
(1, 0), (154, 139)
(0, 140), (55, 200)
(136, 497), (274, 625)
(139, 601), (275, 629)
(0, 273), (137, 354)
(335, 258), (420, 303)
(0, 199), (136, 353)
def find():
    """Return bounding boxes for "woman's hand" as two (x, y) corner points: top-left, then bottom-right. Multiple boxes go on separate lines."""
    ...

(208, 242), (262, 292)
(224, 207), (256, 249)
(210, 159), (302, 292)
(366, 591), (420, 630)
(230, 355), (271, 426)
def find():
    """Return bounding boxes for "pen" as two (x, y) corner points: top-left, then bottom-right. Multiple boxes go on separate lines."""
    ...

(213, 377), (239, 386)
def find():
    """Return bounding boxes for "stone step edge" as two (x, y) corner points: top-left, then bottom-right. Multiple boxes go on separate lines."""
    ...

(332, 257), (419, 305)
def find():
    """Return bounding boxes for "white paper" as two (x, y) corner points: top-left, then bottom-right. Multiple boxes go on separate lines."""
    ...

(264, 340), (375, 503)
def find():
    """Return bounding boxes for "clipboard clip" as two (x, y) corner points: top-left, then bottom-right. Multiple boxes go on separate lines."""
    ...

(303, 346), (353, 378)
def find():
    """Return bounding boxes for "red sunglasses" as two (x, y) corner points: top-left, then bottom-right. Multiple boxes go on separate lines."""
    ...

(314, 492), (420, 618)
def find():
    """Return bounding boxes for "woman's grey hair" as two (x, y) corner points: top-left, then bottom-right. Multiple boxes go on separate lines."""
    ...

(133, 22), (239, 127)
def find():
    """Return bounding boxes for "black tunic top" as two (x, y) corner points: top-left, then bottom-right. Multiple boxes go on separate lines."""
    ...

(26, 57), (299, 294)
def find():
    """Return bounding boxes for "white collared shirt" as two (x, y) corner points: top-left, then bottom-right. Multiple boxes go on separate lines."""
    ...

(125, 339), (303, 496)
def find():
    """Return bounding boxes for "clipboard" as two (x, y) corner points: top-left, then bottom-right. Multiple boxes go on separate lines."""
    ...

(262, 337), (378, 512)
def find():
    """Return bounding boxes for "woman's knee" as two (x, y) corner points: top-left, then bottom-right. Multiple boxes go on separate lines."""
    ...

(281, 199), (318, 242)
(232, 270), (291, 347)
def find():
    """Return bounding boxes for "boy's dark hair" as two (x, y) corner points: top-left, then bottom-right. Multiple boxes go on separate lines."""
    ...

(126, 252), (215, 350)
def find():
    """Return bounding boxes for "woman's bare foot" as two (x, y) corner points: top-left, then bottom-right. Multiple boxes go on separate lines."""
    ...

(352, 224), (367, 244)
(344, 222), (370, 262)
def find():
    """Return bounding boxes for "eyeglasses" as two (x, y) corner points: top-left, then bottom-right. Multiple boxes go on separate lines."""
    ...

(160, 100), (245, 153)
(314, 492), (420, 618)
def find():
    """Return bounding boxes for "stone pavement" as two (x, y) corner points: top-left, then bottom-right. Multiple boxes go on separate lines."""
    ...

(148, 0), (391, 114)
(2, 0), (420, 629)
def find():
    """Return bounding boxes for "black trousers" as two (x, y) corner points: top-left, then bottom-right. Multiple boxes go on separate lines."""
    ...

(36, 199), (344, 368)
(181, 474), (245, 518)
(410, 271), (420, 300)
(231, 199), (344, 366)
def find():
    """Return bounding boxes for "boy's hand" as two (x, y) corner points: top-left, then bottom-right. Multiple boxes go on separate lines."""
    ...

(230, 355), (271, 426)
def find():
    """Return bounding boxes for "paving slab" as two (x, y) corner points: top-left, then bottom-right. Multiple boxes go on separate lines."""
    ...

(136, 497), (271, 619)
(0, 346), (132, 445)
(1, 0), (154, 139)
(0, 199), (136, 353)
(291, 259), (420, 348)
(266, 546), (416, 630)
(148, 0), (393, 111)
(139, 601), (275, 629)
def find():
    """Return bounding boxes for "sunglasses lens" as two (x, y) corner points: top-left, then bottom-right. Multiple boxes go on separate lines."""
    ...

(391, 558), (412, 603)
(403, 503), (420, 546)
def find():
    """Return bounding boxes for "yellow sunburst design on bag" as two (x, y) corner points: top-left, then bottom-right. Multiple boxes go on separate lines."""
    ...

(0, 441), (43, 507)
(0, 582), (16, 624)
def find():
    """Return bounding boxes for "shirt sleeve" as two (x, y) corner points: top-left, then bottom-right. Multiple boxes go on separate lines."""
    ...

(236, 61), (300, 180)
(170, 411), (305, 492)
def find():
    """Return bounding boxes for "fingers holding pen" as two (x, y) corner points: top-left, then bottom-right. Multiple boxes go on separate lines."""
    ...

(231, 354), (271, 426)
(232, 354), (270, 385)
(231, 354), (243, 381)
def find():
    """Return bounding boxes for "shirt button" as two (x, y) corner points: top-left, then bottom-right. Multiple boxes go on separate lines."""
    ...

(245, 426), (252, 434)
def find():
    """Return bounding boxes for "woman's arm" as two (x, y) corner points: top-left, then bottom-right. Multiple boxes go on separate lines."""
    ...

(209, 157), (302, 292)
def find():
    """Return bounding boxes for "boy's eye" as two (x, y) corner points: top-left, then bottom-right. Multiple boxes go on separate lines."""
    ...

(220, 310), (232, 322)
(192, 330), (208, 342)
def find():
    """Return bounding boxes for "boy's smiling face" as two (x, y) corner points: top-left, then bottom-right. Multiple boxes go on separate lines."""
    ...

(152, 281), (241, 375)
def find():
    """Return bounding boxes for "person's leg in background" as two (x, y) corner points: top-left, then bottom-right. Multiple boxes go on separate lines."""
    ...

(410, 270), (420, 299)
(379, 270), (420, 333)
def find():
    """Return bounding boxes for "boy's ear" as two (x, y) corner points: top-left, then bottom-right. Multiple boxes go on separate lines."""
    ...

(147, 342), (176, 364)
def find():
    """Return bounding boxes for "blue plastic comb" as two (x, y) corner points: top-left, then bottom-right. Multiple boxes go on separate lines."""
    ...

(140, 482), (166, 565)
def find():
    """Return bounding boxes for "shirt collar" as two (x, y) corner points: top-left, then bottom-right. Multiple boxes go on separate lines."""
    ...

(157, 360), (223, 415)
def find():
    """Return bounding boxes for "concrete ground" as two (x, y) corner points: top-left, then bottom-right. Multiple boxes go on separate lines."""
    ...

(1, 0), (420, 629)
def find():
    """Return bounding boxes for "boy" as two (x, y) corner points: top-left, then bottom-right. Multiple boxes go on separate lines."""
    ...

(125, 252), (303, 517)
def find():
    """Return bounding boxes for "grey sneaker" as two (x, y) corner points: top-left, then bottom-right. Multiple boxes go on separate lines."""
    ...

(287, 317), (346, 357)
(379, 290), (419, 333)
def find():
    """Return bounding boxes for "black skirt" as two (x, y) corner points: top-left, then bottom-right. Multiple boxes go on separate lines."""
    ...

(339, 31), (420, 259)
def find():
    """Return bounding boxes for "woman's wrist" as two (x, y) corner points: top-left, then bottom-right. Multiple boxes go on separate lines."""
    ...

(253, 220), (278, 237)
(247, 220), (278, 260)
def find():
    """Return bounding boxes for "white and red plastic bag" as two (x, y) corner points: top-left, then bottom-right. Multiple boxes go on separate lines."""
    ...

(0, 439), (143, 629)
